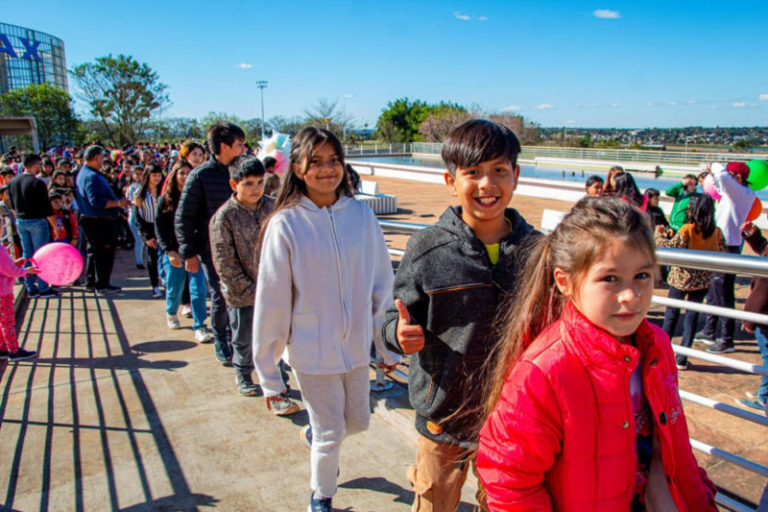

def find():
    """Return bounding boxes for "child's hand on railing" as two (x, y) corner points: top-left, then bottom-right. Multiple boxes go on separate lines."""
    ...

(741, 221), (757, 237)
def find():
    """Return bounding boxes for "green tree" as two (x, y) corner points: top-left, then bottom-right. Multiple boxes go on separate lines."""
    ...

(418, 103), (469, 142)
(376, 98), (430, 142)
(70, 54), (169, 146)
(268, 115), (304, 135)
(0, 83), (79, 147)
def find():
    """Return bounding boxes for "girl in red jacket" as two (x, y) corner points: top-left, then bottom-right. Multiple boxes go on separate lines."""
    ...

(476, 197), (717, 511)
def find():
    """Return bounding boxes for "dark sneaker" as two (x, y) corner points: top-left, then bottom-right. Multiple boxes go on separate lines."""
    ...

(96, 285), (122, 296)
(27, 290), (39, 298)
(739, 398), (766, 412)
(694, 330), (716, 345)
(136, 264), (145, 270)
(236, 373), (262, 397)
(301, 424), (312, 448)
(214, 343), (232, 366)
(0, 349), (8, 359)
(9, 348), (37, 361)
(707, 340), (735, 354)
(308, 492), (331, 512)
(38, 289), (59, 299)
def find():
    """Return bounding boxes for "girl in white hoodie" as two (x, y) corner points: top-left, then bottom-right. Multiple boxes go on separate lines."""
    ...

(252, 127), (399, 512)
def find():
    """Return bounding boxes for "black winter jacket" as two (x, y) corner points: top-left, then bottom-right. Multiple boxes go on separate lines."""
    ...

(175, 157), (232, 261)
(154, 195), (179, 253)
(382, 206), (538, 447)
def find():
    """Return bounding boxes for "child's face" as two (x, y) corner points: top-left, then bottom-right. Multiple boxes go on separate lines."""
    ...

(444, 157), (518, 232)
(54, 174), (65, 186)
(50, 198), (62, 211)
(230, 175), (265, 208)
(554, 241), (654, 339)
(63, 193), (73, 207)
(586, 181), (603, 197)
(649, 195), (659, 207)
(149, 172), (163, 187)
(296, 143), (344, 206)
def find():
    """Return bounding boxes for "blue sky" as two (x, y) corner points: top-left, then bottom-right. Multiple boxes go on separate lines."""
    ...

(3, 0), (767, 128)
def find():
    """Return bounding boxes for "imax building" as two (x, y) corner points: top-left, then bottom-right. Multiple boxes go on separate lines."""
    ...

(0, 22), (67, 94)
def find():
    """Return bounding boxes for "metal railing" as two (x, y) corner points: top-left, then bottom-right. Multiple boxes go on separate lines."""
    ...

(344, 143), (412, 156)
(405, 142), (758, 167)
(376, 218), (768, 511)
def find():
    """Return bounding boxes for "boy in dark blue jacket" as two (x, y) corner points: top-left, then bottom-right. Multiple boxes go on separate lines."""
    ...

(383, 119), (538, 511)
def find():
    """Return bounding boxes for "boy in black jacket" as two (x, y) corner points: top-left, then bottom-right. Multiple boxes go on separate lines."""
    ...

(382, 120), (538, 512)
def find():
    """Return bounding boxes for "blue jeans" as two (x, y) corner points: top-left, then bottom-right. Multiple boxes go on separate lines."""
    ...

(16, 218), (51, 293)
(127, 212), (144, 266)
(162, 254), (207, 330)
(663, 286), (708, 366)
(755, 327), (768, 404)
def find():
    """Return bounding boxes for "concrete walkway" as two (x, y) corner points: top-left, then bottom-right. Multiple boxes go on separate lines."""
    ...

(0, 250), (478, 511)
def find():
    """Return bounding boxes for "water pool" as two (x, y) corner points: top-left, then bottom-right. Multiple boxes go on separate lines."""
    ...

(349, 156), (768, 202)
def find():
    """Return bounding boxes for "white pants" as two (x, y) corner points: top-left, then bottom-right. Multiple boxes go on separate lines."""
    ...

(295, 365), (371, 499)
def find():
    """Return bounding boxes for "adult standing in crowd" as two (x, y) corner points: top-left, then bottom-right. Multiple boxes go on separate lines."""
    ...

(75, 145), (130, 295)
(176, 122), (246, 365)
(696, 161), (756, 353)
(7, 154), (58, 298)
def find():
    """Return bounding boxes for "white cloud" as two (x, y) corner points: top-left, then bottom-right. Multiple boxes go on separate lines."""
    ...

(501, 105), (521, 112)
(535, 103), (554, 110)
(593, 9), (620, 19)
(760, 94), (768, 101)
(454, 11), (471, 21)
(665, 101), (678, 106)
(478, 16), (488, 21)
(685, 100), (697, 105)
(733, 102), (746, 108)
(237, 63), (252, 69)
(610, 103), (620, 108)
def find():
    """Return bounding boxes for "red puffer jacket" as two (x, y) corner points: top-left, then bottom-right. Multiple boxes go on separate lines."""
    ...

(477, 302), (717, 511)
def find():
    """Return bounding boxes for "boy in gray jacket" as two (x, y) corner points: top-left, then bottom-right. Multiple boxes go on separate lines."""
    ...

(383, 120), (537, 511)
(209, 155), (298, 413)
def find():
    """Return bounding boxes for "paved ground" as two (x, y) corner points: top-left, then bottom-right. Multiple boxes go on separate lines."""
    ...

(0, 174), (766, 510)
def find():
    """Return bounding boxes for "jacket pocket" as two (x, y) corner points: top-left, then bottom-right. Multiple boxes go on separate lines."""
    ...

(289, 312), (319, 368)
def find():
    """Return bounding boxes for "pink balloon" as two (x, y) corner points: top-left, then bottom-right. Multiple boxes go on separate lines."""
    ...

(702, 175), (721, 201)
(29, 243), (84, 286)
(273, 150), (289, 175)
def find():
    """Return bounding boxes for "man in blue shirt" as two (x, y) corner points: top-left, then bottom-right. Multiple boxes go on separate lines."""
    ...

(75, 145), (130, 295)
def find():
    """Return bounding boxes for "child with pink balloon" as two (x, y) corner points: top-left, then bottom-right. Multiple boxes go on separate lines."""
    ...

(0, 248), (39, 361)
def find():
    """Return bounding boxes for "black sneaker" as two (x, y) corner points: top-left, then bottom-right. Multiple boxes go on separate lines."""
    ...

(0, 349), (8, 359)
(38, 290), (60, 299)
(707, 340), (736, 354)
(27, 290), (39, 298)
(309, 492), (331, 512)
(96, 285), (122, 296)
(136, 264), (145, 270)
(9, 348), (37, 361)
(694, 330), (716, 345)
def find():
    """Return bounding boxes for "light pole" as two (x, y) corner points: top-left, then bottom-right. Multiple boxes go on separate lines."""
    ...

(256, 80), (268, 140)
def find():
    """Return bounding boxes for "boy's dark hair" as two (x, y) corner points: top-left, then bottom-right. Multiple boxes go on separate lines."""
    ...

(23, 153), (42, 168)
(0, 167), (15, 176)
(0, 185), (8, 193)
(684, 174), (698, 181)
(644, 187), (660, 198)
(84, 145), (104, 162)
(206, 121), (245, 155)
(49, 192), (62, 201)
(440, 119), (521, 176)
(262, 156), (277, 170)
(56, 157), (71, 167)
(229, 155), (266, 183)
(585, 175), (603, 189)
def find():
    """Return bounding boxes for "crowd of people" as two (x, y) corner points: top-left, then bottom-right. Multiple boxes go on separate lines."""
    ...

(2, 117), (765, 510)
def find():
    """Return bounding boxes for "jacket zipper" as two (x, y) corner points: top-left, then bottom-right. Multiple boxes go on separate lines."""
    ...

(327, 208), (350, 371)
